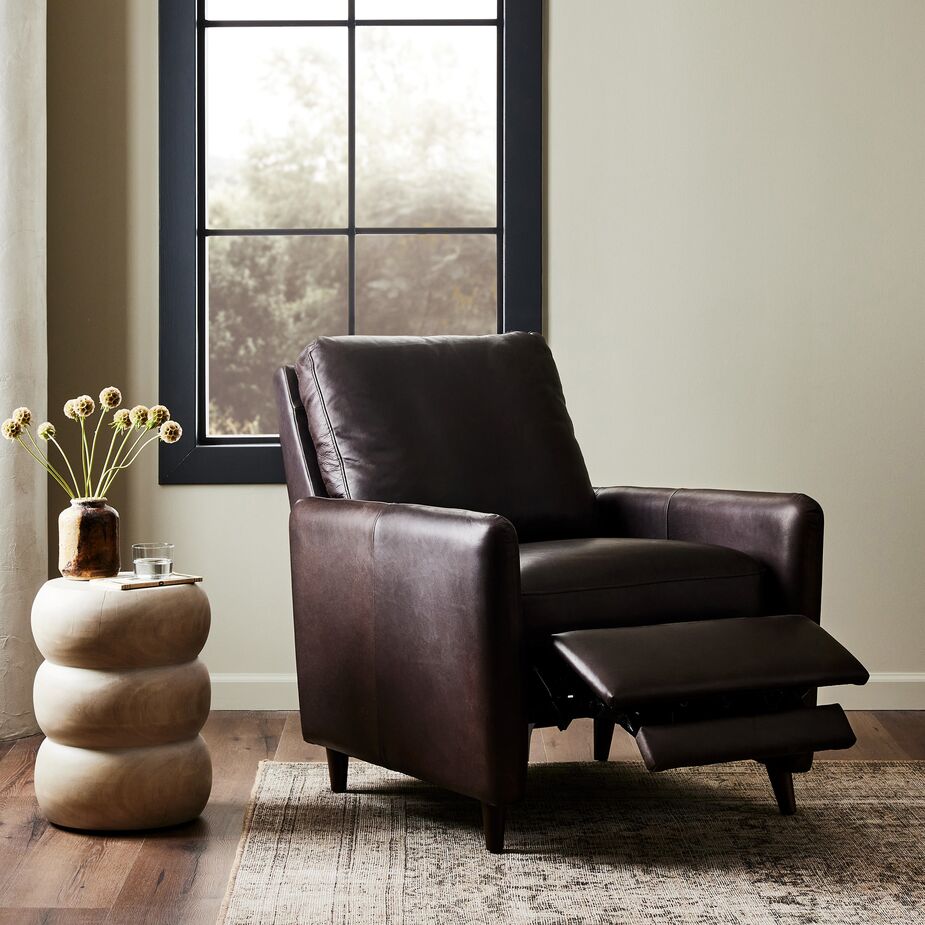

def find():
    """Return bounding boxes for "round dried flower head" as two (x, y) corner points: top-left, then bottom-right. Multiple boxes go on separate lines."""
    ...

(1, 419), (22, 441)
(148, 405), (170, 427)
(64, 399), (78, 420)
(112, 409), (131, 431)
(159, 421), (182, 444)
(74, 395), (95, 418)
(129, 405), (149, 428)
(37, 422), (56, 441)
(99, 386), (122, 410)
(12, 407), (32, 427)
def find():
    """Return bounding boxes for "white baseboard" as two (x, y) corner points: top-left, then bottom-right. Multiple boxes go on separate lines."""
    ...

(210, 673), (299, 710)
(820, 673), (925, 710)
(209, 671), (925, 712)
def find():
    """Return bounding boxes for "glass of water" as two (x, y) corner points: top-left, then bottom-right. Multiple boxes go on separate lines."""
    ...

(133, 543), (175, 578)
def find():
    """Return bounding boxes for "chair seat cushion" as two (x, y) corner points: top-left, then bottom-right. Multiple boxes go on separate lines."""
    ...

(519, 537), (763, 635)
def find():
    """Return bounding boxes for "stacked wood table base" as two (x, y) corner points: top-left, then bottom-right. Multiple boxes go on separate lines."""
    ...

(31, 578), (212, 830)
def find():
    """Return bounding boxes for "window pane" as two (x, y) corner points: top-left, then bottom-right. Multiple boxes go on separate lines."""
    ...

(207, 235), (348, 435)
(206, 0), (347, 19)
(206, 29), (348, 229)
(355, 0), (497, 17)
(356, 27), (496, 227)
(356, 234), (496, 335)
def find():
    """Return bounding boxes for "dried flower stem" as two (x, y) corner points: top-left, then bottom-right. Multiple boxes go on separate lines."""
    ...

(99, 427), (135, 494)
(16, 437), (74, 498)
(78, 418), (90, 495)
(121, 432), (161, 468)
(93, 427), (122, 497)
(49, 437), (81, 497)
(87, 410), (108, 490)
(98, 426), (145, 496)
(22, 427), (76, 498)
(100, 432), (161, 496)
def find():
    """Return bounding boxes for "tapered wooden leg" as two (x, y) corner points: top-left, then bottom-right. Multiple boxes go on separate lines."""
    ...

(481, 802), (506, 854)
(765, 760), (797, 815)
(593, 715), (616, 762)
(326, 748), (348, 794)
(787, 751), (814, 774)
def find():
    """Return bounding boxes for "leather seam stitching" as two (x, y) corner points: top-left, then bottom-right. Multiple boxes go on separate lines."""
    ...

(521, 571), (763, 597)
(308, 347), (351, 500)
(370, 507), (386, 765)
(665, 488), (682, 540)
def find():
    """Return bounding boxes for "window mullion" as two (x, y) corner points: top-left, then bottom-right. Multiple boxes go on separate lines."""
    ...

(495, 0), (504, 332)
(196, 1), (208, 441)
(347, 0), (357, 336)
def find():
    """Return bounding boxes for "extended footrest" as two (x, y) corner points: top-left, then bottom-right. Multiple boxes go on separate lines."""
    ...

(553, 615), (868, 709)
(552, 614), (869, 772)
(636, 704), (855, 771)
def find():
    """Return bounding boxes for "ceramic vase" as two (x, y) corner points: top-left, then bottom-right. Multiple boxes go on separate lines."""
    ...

(58, 498), (120, 580)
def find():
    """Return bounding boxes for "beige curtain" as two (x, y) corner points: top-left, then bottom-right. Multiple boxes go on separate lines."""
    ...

(0, 0), (47, 740)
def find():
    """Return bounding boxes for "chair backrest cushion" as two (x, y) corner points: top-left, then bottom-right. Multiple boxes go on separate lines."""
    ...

(295, 332), (595, 540)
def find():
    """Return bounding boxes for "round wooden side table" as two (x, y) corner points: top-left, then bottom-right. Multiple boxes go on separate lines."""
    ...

(31, 578), (212, 830)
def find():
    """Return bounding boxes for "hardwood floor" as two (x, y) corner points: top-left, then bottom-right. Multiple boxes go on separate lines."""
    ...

(0, 710), (922, 923)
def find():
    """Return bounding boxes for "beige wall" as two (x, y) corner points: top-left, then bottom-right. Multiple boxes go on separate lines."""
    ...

(47, 1), (924, 708)
(548, 1), (925, 706)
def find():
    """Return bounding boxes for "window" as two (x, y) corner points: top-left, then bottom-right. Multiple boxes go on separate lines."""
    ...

(160, 0), (542, 483)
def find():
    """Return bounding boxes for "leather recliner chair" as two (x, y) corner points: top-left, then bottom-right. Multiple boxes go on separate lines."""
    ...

(276, 332), (868, 853)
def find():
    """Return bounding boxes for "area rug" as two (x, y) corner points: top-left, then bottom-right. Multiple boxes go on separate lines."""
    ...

(217, 760), (924, 924)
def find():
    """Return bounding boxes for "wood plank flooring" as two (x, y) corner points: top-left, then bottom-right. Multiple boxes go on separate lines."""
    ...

(0, 710), (922, 924)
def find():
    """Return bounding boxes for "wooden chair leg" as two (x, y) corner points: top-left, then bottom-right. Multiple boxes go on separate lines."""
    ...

(765, 760), (797, 815)
(593, 715), (616, 762)
(481, 802), (506, 854)
(787, 751), (814, 773)
(326, 748), (348, 794)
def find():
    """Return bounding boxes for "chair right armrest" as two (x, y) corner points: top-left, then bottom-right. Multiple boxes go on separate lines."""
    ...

(289, 496), (527, 806)
(594, 486), (824, 621)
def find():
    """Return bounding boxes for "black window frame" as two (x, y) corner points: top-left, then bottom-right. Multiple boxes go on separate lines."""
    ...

(159, 0), (543, 484)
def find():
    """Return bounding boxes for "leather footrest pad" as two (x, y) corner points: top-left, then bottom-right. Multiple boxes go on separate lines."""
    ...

(636, 704), (856, 772)
(552, 614), (869, 708)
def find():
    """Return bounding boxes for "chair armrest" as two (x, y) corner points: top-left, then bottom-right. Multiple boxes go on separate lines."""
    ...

(289, 496), (527, 805)
(594, 487), (824, 621)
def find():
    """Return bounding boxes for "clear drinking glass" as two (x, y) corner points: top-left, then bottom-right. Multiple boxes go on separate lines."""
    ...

(133, 543), (175, 578)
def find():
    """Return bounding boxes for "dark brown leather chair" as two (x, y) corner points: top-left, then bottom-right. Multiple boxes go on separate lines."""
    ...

(276, 332), (868, 853)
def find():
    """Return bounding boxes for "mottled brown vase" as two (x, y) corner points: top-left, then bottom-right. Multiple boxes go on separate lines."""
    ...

(58, 498), (120, 580)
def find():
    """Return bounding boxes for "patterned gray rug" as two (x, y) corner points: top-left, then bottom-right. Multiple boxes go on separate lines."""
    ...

(218, 760), (924, 924)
